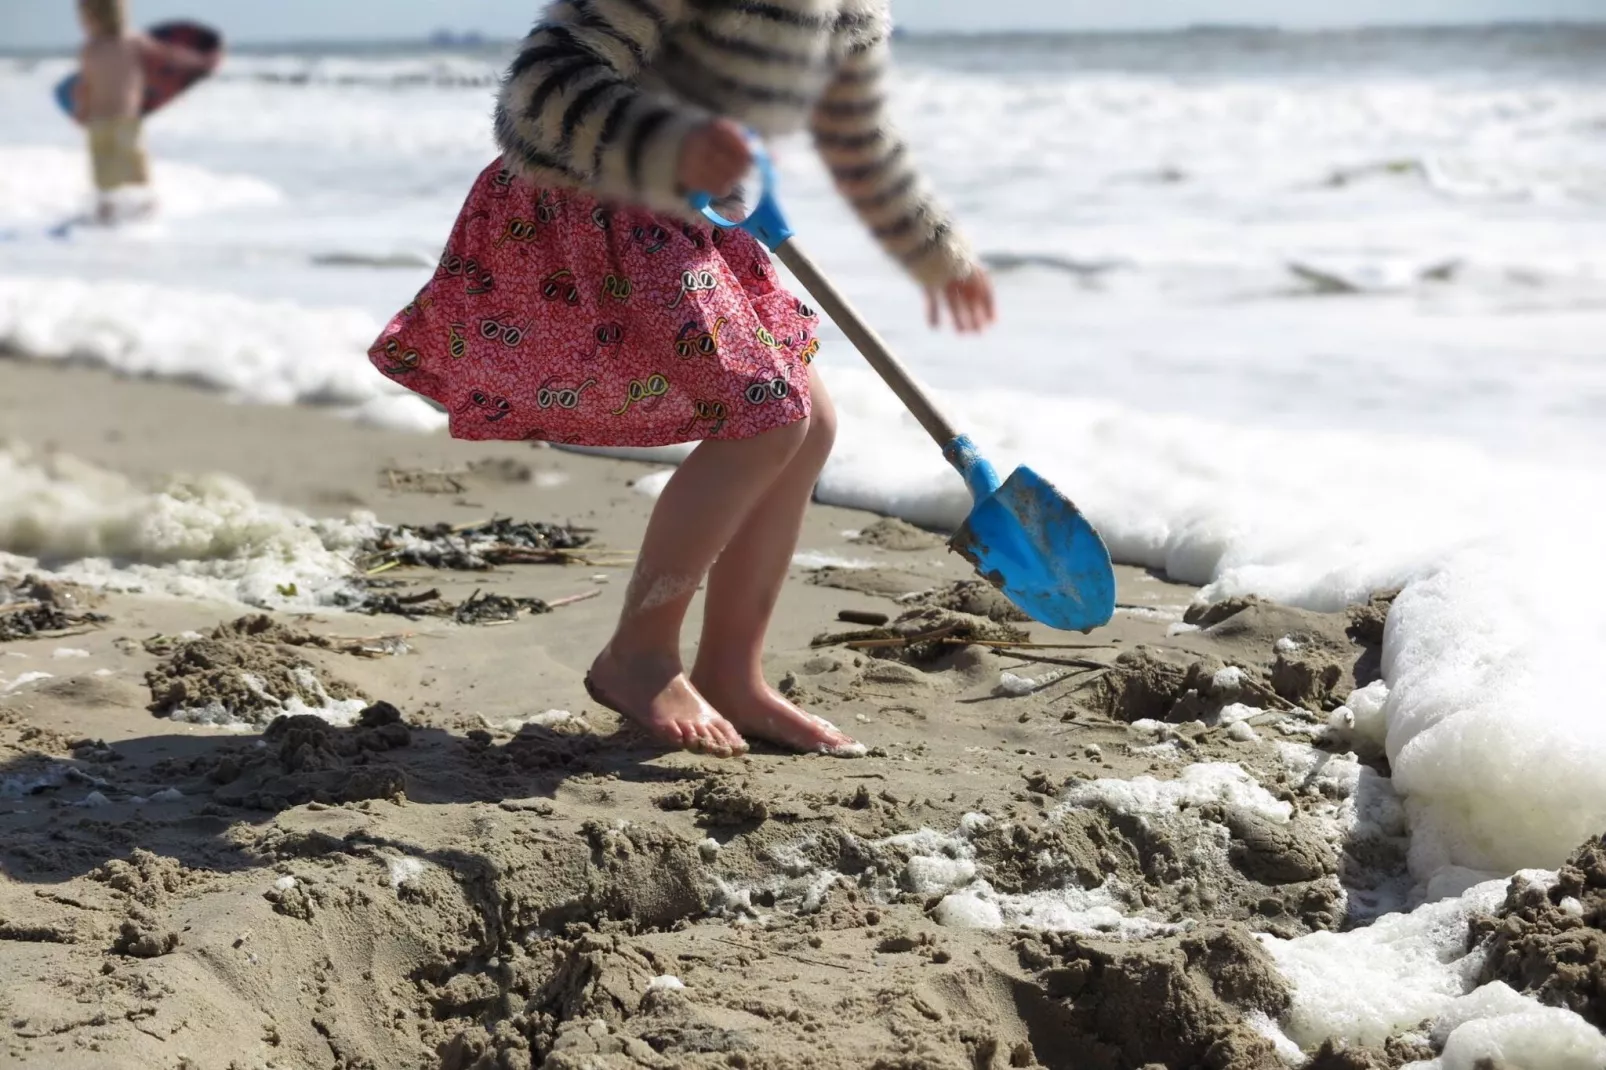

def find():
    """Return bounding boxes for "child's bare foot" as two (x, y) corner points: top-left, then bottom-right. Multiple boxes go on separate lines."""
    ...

(690, 672), (865, 757)
(587, 648), (748, 758)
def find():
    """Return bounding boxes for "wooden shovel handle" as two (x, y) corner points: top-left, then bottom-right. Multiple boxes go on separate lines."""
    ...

(774, 239), (959, 449)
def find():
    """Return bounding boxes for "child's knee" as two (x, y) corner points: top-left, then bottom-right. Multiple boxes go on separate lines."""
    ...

(804, 375), (837, 454)
(752, 414), (811, 461)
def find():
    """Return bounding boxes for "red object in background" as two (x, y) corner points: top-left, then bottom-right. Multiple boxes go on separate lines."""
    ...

(56, 20), (224, 123)
(137, 21), (224, 116)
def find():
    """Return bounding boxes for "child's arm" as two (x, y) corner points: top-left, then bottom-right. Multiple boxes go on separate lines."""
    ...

(809, 23), (974, 291)
(494, 0), (705, 215)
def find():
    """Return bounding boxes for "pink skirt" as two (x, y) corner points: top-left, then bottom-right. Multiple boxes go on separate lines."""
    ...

(368, 160), (820, 446)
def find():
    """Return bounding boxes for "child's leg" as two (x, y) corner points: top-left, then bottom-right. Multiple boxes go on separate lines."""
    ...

(589, 416), (811, 757)
(691, 369), (858, 754)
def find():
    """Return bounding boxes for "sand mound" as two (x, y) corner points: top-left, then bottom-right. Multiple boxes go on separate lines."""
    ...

(850, 518), (945, 552)
(1012, 923), (1290, 1069)
(813, 607), (1028, 665)
(1473, 834), (1606, 1028)
(1179, 594), (1389, 711)
(905, 580), (1031, 623)
(1082, 647), (1234, 723)
(145, 614), (366, 726)
(209, 701), (413, 809)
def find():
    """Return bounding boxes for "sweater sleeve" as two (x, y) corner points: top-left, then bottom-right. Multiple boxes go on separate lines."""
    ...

(809, 24), (975, 289)
(494, 0), (705, 214)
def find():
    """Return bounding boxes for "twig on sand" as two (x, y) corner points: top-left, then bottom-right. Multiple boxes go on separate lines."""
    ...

(1237, 677), (1301, 712)
(841, 623), (959, 650)
(334, 632), (414, 658)
(818, 684), (900, 701)
(547, 589), (603, 609)
(975, 646), (1108, 672)
(945, 638), (1113, 652)
(30, 627), (98, 640)
(1048, 668), (1111, 706)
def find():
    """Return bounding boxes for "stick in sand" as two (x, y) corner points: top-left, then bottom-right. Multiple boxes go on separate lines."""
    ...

(547, 589), (602, 609)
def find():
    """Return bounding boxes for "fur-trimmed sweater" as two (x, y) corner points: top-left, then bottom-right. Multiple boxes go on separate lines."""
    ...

(494, 0), (972, 288)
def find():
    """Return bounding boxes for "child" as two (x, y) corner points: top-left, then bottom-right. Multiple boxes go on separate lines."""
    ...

(75, 0), (151, 223)
(369, 0), (995, 758)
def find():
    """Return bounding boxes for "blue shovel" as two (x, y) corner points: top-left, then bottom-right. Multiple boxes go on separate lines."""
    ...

(693, 149), (1116, 632)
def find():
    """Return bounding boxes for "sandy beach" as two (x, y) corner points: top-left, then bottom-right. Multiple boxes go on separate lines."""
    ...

(4, 359), (1598, 1069)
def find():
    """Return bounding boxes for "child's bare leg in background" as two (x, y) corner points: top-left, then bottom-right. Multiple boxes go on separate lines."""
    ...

(589, 416), (811, 757)
(692, 370), (859, 755)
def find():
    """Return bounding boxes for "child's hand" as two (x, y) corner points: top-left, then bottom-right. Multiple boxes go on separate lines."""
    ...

(678, 119), (752, 198)
(927, 269), (996, 334)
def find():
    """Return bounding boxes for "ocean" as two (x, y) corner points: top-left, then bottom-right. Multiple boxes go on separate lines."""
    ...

(3, 23), (1606, 905)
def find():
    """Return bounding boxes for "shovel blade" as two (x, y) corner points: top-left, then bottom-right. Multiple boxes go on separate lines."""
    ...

(948, 465), (1115, 633)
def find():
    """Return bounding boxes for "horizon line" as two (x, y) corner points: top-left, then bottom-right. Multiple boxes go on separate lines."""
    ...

(1, 18), (1600, 56)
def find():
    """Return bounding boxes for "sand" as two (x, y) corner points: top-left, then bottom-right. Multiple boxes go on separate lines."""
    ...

(0, 360), (1598, 1069)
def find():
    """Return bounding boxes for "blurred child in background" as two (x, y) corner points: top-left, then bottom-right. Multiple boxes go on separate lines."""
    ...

(75, 0), (153, 223)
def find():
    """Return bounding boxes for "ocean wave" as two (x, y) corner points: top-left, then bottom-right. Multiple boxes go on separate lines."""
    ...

(213, 53), (502, 89)
(980, 251), (1127, 277)
(0, 275), (444, 434)
(1317, 153), (1606, 204)
(0, 146), (281, 228)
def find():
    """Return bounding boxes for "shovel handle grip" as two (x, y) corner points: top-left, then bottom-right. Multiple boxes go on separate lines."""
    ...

(772, 239), (959, 449)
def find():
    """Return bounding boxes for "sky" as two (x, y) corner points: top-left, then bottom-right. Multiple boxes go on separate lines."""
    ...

(3, 0), (1603, 48)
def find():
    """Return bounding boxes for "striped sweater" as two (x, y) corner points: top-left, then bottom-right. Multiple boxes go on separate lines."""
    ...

(494, 0), (973, 287)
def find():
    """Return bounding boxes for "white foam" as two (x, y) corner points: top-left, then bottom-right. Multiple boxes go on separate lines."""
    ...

(1262, 871), (1567, 1051)
(883, 815), (1174, 936)
(2, 670), (53, 693)
(1212, 666), (1246, 694)
(0, 146), (281, 228)
(1059, 762), (1293, 824)
(165, 668), (365, 729)
(934, 879), (1176, 938)
(1218, 702), (1260, 725)
(790, 550), (877, 571)
(0, 442), (371, 608)
(1344, 680), (1391, 752)
(628, 469), (675, 499)
(1277, 741), (1413, 918)
(387, 856), (427, 888)
(714, 812), (1170, 936)
(646, 975), (685, 992)
(484, 708), (582, 734)
(0, 276), (444, 434)
(50, 647), (90, 659)
(996, 669), (1069, 696)
(0, 763), (70, 799)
